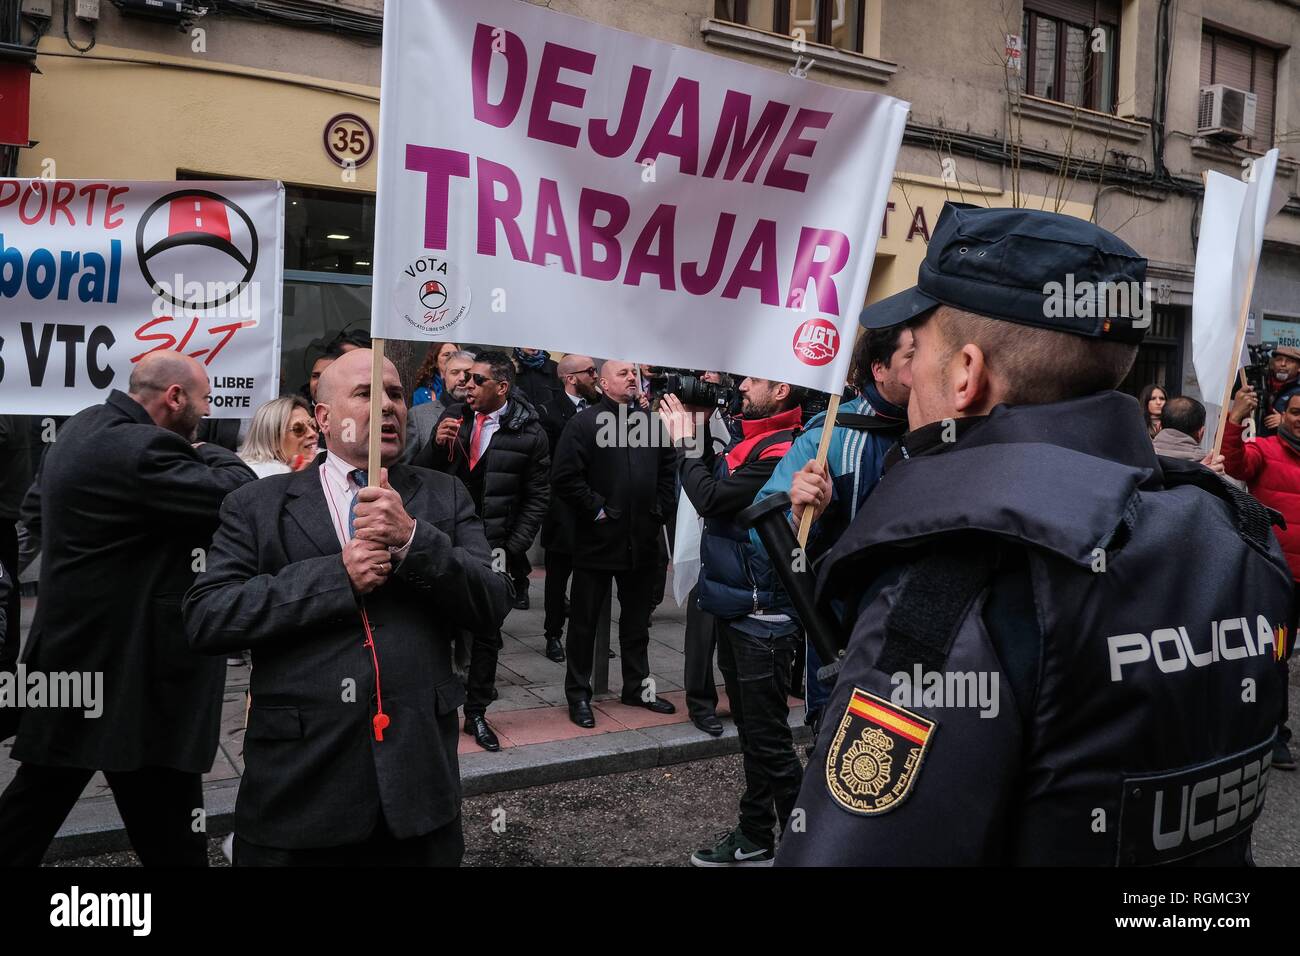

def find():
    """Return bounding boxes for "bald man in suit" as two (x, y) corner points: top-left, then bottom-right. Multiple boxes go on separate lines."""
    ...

(185, 349), (510, 865)
(0, 352), (256, 866)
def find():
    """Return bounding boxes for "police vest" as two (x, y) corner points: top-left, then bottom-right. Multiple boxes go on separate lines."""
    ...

(777, 392), (1290, 866)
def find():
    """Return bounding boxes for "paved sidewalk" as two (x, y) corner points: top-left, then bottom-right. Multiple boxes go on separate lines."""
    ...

(1, 573), (809, 860)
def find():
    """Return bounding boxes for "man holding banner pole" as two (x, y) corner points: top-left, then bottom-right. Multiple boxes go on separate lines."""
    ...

(185, 348), (509, 865)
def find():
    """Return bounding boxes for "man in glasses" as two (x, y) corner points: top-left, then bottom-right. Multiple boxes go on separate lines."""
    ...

(416, 351), (551, 751)
(538, 355), (602, 662)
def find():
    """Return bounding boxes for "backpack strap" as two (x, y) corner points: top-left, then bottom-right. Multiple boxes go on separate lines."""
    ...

(740, 427), (800, 465)
(874, 549), (998, 676)
(836, 413), (907, 435)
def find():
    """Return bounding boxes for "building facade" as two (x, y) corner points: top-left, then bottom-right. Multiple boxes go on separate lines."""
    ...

(7, 0), (1300, 399)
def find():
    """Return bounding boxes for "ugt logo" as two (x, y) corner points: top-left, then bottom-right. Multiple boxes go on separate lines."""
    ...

(793, 318), (839, 367)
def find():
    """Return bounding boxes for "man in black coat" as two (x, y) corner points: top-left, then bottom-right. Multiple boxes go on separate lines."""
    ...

(0, 352), (256, 866)
(513, 348), (564, 410)
(552, 359), (678, 728)
(537, 354), (600, 663)
(184, 349), (509, 865)
(414, 350), (549, 750)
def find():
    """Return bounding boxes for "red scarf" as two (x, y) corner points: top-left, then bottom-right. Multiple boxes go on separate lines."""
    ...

(725, 405), (803, 471)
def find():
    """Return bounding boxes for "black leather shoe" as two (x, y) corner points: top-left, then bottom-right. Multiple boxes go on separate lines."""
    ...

(463, 714), (500, 752)
(512, 591), (530, 610)
(621, 695), (676, 715)
(569, 700), (595, 728)
(693, 714), (724, 737)
(545, 637), (566, 663)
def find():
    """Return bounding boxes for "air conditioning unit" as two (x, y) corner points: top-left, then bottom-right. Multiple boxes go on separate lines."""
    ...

(1198, 84), (1258, 139)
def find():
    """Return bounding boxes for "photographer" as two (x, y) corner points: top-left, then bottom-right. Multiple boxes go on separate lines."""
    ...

(660, 379), (803, 867)
(1262, 346), (1300, 436)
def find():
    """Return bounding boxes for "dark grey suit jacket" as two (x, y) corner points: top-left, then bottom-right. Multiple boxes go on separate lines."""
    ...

(183, 461), (509, 849)
(14, 390), (256, 772)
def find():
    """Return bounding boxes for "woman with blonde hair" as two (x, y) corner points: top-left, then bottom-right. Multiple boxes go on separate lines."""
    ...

(239, 395), (318, 477)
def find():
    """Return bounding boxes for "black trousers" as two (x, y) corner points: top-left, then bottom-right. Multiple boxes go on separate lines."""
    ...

(565, 566), (653, 705)
(0, 763), (207, 866)
(543, 548), (572, 639)
(0, 520), (20, 674)
(464, 629), (504, 718)
(716, 620), (803, 851)
(683, 585), (719, 720)
(233, 814), (463, 867)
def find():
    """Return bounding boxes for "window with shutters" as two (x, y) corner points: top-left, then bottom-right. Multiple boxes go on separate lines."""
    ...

(714, 0), (866, 53)
(1199, 27), (1278, 151)
(1020, 0), (1120, 114)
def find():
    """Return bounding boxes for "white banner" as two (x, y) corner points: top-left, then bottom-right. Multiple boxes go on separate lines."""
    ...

(371, 0), (909, 393)
(1192, 150), (1279, 424)
(0, 179), (284, 417)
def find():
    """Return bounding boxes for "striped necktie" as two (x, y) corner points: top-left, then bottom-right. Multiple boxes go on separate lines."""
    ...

(347, 468), (368, 538)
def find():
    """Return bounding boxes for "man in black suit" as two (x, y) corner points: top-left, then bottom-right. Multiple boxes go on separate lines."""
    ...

(415, 350), (550, 752)
(0, 352), (256, 866)
(538, 354), (600, 663)
(184, 348), (509, 866)
(552, 359), (678, 728)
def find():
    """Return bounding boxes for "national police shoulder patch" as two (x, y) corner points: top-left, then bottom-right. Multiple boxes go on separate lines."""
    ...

(825, 688), (936, 815)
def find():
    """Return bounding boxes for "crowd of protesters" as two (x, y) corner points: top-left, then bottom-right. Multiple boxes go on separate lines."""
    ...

(0, 308), (1296, 867)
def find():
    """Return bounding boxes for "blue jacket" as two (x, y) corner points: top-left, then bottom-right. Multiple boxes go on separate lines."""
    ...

(682, 407), (801, 621)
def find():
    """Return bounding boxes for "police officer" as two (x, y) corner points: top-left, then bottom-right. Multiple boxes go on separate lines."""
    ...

(777, 203), (1289, 866)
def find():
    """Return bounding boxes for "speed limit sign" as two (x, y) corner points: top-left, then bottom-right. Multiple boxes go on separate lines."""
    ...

(323, 113), (375, 168)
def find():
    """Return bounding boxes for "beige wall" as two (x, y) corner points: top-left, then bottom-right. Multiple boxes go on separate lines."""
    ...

(20, 39), (378, 190)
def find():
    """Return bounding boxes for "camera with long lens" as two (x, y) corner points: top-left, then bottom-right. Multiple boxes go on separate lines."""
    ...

(659, 372), (734, 409)
(1244, 341), (1278, 429)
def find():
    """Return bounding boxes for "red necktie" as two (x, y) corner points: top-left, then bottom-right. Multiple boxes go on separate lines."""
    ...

(468, 412), (488, 469)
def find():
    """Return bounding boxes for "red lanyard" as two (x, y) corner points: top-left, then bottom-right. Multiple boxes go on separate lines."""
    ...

(323, 466), (390, 742)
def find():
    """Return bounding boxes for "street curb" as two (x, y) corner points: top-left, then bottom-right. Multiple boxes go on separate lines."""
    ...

(43, 708), (810, 862)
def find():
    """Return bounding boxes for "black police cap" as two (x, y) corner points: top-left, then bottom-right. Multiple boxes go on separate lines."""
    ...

(860, 203), (1149, 343)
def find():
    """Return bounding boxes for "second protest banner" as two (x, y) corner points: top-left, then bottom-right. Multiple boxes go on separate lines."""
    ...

(0, 178), (284, 417)
(371, 0), (909, 393)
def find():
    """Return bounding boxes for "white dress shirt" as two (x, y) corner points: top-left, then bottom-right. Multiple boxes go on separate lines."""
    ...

(319, 451), (416, 561)
(470, 402), (508, 462)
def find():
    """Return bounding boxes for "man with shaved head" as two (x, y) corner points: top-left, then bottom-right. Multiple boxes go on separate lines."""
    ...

(185, 347), (509, 865)
(538, 353), (600, 662)
(0, 351), (257, 866)
(552, 358), (677, 727)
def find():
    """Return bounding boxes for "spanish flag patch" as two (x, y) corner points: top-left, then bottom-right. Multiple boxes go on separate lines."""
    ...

(825, 688), (936, 815)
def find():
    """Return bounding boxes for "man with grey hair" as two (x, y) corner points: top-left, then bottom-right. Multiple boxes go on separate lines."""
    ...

(552, 359), (677, 727)
(405, 349), (476, 463)
(0, 351), (256, 866)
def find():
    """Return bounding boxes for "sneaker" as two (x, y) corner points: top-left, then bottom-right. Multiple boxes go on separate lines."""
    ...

(690, 828), (774, 867)
(1274, 739), (1297, 771)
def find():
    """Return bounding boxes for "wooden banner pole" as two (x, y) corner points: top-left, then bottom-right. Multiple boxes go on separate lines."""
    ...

(796, 392), (842, 548)
(795, 324), (868, 548)
(367, 339), (386, 482)
(1211, 256), (1259, 458)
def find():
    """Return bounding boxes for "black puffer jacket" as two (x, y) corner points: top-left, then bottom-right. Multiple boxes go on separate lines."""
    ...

(415, 393), (551, 556)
